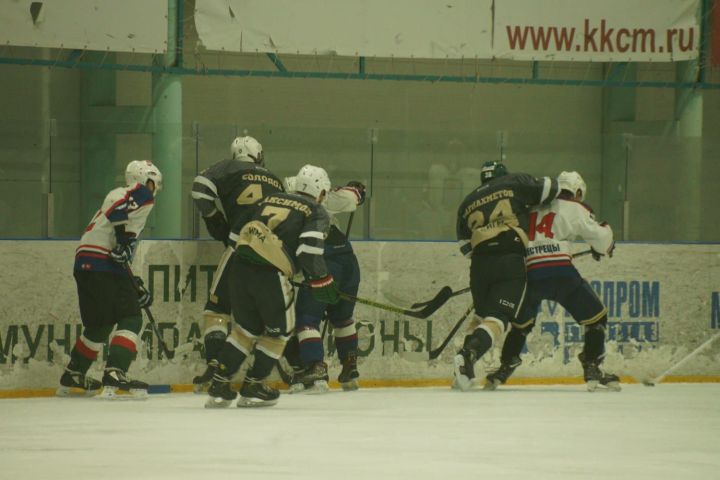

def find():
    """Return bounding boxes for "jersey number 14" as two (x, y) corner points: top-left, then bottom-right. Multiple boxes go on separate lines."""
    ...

(528, 212), (556, 240)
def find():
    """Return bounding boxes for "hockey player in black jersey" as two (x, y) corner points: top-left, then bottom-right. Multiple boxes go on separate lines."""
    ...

(453, 161), (559, 391)
(205, 165), (340, 408)
(190, 136), (284, 392)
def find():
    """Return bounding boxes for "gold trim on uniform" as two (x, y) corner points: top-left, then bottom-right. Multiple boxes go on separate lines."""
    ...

(579, 307), (608, 326)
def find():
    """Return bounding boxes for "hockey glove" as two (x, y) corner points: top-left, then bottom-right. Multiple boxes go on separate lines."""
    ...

(309, 275), (340, 305)
(110, 238), (136, 264)
(345, 181), (367, 206)
(135, 276), (153, 309)
(607, 241), (616, 258)
(590, 248), (603, 262)
(204, 211), (230, 244)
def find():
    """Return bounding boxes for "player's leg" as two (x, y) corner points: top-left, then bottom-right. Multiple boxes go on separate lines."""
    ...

(194, 247), (234, 392)
(454, 253), (526, 391)
(99, 273), (149, 399)
(57, 271), (111, 396)
(560, 277), (620, 391)
(328, 252), (361, 390)
(292, 277), (329, 392)
(238, 269), (296, 406)
(206, 258), (258, 407)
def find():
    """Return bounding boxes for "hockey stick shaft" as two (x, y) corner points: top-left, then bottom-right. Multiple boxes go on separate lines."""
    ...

(647, 331), (720, 385)
(428, 305), (474, 360)
(124, 264), (174, 359)
(412, 250), (594, 309)
(290, 280), (435, 319)
(345, 211), (355, 238)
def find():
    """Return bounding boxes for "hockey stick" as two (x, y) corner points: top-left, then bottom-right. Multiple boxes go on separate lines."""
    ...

(642, 331), (720, 386)
(290, 281), (441, 319)
(428, 305), (475, 360)
(124, 264), (174, 359)
(345, 211), (355, 238)
(412, 250), (594, 310)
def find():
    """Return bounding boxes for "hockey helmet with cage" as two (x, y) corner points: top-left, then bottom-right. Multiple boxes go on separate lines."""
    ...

(557, 171), (587, 200)
(480, 161), (508, 184)
(231, 136), (264, 165)
(125, 160), (163, 195)
(294, 164), (331, 201)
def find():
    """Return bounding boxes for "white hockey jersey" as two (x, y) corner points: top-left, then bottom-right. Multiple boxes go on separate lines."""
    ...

(74, 183), (155, 274)
(525, 198), (613, 280)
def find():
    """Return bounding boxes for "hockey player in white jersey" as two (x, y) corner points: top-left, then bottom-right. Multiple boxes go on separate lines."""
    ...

(279, 175), (365, 392)
(484, 171), (619, 392)
(57, 160), (162, 399)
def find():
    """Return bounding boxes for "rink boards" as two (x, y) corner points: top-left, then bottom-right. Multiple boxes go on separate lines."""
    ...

(0, 240), (718, 396)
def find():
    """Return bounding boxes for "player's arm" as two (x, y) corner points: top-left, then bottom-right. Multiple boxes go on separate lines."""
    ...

(192, 162), (230, 243)
(514, 173), (560, 207)
(324, 181), (366, 215)
(297, 206), (331, 278)
(570, 204), (615, 258)
(456, 201), (473, 258)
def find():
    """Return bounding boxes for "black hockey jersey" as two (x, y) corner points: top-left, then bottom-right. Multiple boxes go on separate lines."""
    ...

(233, 192), (331, 279)
(192, 160), (284, 230)
(456, 173), (559, 257)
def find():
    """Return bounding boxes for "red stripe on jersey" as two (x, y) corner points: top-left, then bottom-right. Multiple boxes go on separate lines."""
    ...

(104, 192), (131, 218)
(77, 244), (111, 253)
(75, 338), (99, 360)
(111, 335), (137, 353)
(76, 252), (110, 260)
(527, 260), (573, 271)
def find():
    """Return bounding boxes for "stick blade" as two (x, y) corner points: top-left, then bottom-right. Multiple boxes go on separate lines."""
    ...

(411, 286), (452, 309)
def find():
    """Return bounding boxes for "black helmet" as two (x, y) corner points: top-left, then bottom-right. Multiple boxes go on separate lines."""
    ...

(480, 161), (508, 184)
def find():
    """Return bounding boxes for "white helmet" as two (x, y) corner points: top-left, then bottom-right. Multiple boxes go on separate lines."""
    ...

(125, 160), (163, 195)
(557, 171), (586, 200)
(294, 164), (331, 200)
(231, 136), (264, 165)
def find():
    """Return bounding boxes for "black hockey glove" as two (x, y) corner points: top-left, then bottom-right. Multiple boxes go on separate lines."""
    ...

(590, 248), (603, 262)
(135, 276), (153, 309)
(346, 181), (367, 206)
(309, 275), (340, 304)
(111, 225), (136, 264)
(203, 211), (230, 244)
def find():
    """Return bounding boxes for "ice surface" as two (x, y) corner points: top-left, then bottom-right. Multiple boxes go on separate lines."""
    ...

(1, 384), (719, 480)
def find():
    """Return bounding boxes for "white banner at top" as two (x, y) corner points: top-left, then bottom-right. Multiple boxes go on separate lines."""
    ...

(195, 0), (494, 59)
(493, 0), (700, 62)
(0, 0), (167, 54)
(195, 0), (699, 63)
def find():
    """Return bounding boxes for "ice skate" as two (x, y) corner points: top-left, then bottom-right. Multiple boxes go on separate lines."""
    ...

(193, 359), (218, 394)
(338, 353), (359, 391)
(293, 361), (329, 394)
(579, 353), (621, 392)
(98, 368), (149, 400)
(237, 377), (279, 407)
(204, 374), (237, 408)
(453, 348), (477, 392)
(56, 369), (102, 397)
(484, 357), (522, 391)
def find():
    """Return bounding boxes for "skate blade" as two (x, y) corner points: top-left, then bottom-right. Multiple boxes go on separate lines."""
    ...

(193, 383), (210, 394)
(452, 355), (474, 392)
(56, 386), (100, 398)
(204, 396), (234, 408)
(237, 397), (278, 408)
(482, 379), (500, 391)
(340, 379), (359, 391)
(288, 383), (306, 394)
(602, 381), (622, 392)
(586, 380), (599, 392)
(97, 386), (148, 401)
(303, 380), (329, 395)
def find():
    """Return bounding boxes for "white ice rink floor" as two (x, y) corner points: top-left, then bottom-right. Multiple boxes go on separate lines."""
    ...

(2, 384), (719, 480)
